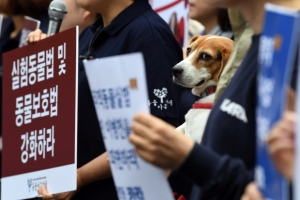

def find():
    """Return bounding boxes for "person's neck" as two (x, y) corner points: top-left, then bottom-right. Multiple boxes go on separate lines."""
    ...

(101, 0), (134, 27)
(200, 17), (218, 34)
(11, 15), (24, 39)
(237, 0), (300, 35)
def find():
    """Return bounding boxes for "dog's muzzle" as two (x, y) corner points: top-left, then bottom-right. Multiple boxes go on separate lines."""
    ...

(172, 66), (183, 78)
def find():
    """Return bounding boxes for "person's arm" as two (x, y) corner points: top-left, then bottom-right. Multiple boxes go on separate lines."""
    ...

(38, 152), (112, 199)
(129, 113), (253, 200)
(77, 152), (112, 187)
(178, 142), (253, 199)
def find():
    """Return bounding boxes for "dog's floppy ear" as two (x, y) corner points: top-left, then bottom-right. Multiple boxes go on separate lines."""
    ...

(189, 35), (200, 45)
(217, 41), (234, 81)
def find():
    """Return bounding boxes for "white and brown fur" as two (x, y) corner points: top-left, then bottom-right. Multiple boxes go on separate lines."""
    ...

(174, 35), (234, 143)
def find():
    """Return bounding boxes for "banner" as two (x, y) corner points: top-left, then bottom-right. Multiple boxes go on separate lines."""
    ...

(256, 3), (299, 200)
(151, 0), (189, 47)
(2, 27), (78, 200)
(84, 53), (174, 200)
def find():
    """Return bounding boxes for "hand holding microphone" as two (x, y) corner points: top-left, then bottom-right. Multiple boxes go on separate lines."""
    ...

(26, 0), (67, 43)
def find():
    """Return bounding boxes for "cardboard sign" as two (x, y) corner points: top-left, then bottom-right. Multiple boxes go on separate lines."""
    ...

(151, 0), (189, 47)
(256, 3), (299, 200)
(19, 16), (41, 48)
(2, 27), (78, 200)
(84, 53), (174, 200)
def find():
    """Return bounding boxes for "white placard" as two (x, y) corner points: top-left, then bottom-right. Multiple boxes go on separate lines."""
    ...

(2, 164), (76, 200)
(84, 53), (173, 200)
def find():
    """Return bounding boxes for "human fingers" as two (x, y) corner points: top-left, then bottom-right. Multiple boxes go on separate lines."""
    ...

(268, 136), (294, 156)
(37, 184), (55, 199)
(129, 122), (162, 162)
(280, 111), (296, 133)
(130, 134), (166, 168)
(129, 130), (150, 150)
(267, 117), (295, 180)
(131, 119), (177, 155)
(267, 113), (295, 145)
(26, 29), (47, 43)
(130, 123), (176, 168)
(41, 33), (48, 40)
(267, 122), (294, 162)
(131, 118), (156, 140)
(133, 113), (175, 131)
(130, 123), (193, 169)
(240, 182), (263, 200)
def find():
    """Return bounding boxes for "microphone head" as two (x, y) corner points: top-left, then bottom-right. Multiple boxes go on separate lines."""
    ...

(48, 0), (68, 21)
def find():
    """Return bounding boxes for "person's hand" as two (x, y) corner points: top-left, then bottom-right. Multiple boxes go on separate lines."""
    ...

(267, 111), (296, 181)
(240, 182), (264, 200)
(37, 169), (84, 199)
(129, 113), (194, 169)
(37, 185), (76, 200)
(26, 29), (48, 43)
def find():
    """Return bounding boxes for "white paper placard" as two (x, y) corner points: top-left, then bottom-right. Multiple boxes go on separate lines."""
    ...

(83, 53), (173, 200)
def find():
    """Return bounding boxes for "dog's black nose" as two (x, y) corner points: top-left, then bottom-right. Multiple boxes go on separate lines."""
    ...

(172, 67), (183, 76)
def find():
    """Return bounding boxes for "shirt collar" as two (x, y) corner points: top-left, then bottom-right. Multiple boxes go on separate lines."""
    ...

(90, 0), (151, 36)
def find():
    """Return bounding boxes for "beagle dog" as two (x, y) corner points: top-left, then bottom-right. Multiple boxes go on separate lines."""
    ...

(174, 35), (234, 143)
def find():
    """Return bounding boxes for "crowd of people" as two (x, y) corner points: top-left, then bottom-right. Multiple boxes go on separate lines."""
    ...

(0, 0), (299, 199)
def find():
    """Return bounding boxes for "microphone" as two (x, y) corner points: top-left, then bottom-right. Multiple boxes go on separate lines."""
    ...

(47, 0), (68, 36)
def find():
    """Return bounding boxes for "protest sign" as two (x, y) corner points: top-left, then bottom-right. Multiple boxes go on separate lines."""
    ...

(256, 3), (299, 200)
(151, 0), (189, 47)
(84, 53), (174, 200)
(2, 27), (78, 200)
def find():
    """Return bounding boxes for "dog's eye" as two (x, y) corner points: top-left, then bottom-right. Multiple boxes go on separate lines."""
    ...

(199, 53), (212, 60)
(186, 47), (191, 56)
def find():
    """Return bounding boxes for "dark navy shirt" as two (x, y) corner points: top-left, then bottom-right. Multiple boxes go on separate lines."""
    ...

(74, 0), (182, 199)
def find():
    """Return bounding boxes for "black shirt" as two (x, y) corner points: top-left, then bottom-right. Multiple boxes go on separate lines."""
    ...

(74, 0), (182, 199)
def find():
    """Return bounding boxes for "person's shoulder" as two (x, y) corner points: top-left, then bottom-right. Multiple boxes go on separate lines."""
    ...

(134, 9), (170, 30)
(127, 9), (175, 42)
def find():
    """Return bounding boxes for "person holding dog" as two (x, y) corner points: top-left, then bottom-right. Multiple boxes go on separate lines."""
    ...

(27, 0), (182, 199)
(129, 0), (300, 200)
